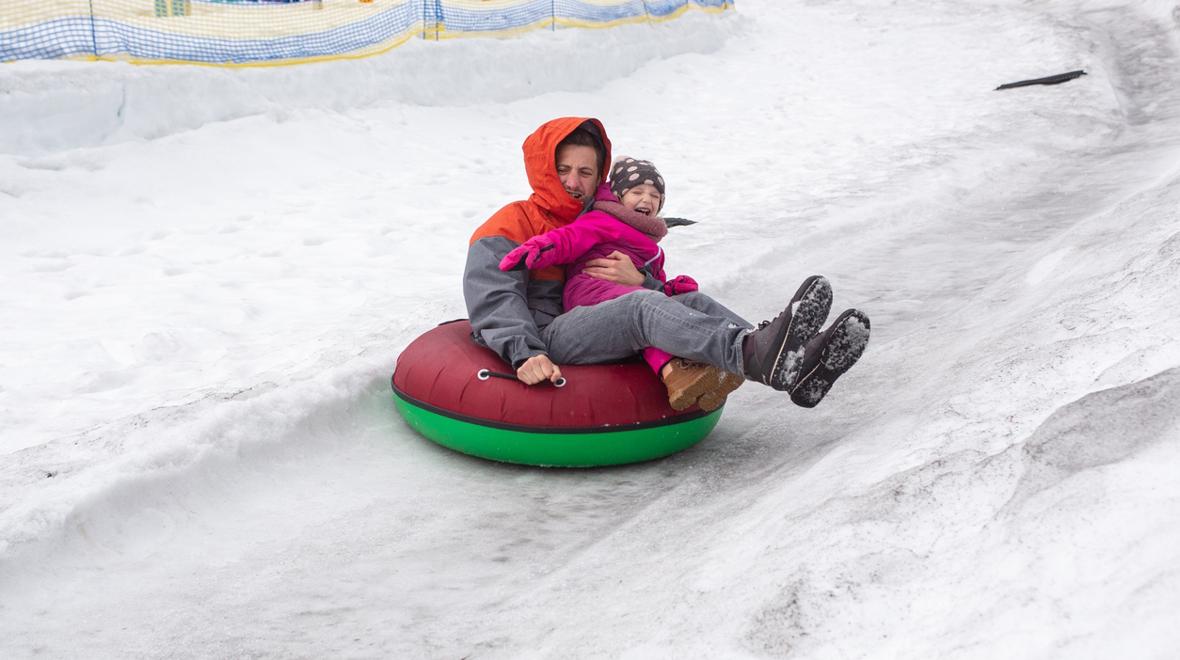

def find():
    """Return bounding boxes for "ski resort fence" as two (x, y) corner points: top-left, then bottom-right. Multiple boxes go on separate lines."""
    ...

(0, 0), (733, 66)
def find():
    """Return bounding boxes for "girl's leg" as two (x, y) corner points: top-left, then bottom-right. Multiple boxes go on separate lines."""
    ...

(647, 339), (740, 412)
(642, 347), (674, 374)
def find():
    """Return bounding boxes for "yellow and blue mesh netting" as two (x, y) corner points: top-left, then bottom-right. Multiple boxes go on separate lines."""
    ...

(0, 0), (733, 66)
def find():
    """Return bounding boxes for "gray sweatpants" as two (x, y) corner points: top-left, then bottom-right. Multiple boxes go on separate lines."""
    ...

(541, 290), (754, 373)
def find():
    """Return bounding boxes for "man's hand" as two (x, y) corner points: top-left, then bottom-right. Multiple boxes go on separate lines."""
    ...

(516, 354), (564, 386)
(582, 250), (644, 286)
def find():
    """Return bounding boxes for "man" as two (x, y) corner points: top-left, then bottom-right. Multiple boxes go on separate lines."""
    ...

(463, 117), (869, 408)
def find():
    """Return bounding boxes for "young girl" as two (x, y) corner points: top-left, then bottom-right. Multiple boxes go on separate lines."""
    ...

(499, 157), (745, 411)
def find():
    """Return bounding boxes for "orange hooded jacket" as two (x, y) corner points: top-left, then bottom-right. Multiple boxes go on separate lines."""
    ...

(463, 117), (612, 367)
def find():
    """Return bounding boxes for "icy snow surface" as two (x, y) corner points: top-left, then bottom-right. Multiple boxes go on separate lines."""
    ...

(3, 0), (1180, 657)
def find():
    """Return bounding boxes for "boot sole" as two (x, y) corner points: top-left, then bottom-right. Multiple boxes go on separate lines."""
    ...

(697, 371), (744, 412)
(668, 364), (728, 411)
(790, 309), (870, 408)
(768, 276), (833, 390)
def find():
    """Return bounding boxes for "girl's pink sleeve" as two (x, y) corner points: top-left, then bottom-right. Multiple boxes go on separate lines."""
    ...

(532, 213), (620, 266)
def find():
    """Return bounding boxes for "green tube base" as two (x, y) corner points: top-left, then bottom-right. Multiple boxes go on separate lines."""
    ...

(393, 393), (721, 467)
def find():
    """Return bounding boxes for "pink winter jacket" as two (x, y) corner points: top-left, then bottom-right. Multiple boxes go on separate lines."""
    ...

(564, 239), (666, 311)
(504, 183), (683, 312)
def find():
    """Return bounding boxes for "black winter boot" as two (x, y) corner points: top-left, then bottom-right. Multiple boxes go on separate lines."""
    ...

(741, 275), (832, 390)
(790, 309), (870, 408)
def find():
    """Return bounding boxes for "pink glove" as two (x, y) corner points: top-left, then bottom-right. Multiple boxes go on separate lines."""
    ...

(499, 235), (557, 271)
(664, 275), (699, 296)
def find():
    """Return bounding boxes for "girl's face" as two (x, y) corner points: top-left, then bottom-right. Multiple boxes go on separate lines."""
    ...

(619, 183), (663, 217)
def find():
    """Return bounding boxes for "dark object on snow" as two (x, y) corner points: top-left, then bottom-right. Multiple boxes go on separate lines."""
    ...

(664, 217), (697, 227)
(995, 70), (1087, 91)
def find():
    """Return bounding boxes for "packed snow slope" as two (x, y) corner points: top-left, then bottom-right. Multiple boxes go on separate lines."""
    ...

(2, 0), (1180, 657)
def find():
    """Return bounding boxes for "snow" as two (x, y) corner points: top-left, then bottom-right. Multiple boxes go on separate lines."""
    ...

(3, 0), (1180, 656)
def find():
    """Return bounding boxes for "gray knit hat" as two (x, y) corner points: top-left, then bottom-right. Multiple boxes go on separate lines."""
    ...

(609, 157), (666, 211)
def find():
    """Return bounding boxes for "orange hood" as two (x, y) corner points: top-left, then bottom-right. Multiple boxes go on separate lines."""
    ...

(522, 117), (612, 224)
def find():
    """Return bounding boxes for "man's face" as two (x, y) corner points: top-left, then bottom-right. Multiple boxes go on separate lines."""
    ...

(555, 144), (599, 202)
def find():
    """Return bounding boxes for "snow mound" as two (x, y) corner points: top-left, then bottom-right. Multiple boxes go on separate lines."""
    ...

(0, 13), (737, 156)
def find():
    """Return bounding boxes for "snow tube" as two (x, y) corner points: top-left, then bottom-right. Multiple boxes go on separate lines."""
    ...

(391, 320), (722, 467)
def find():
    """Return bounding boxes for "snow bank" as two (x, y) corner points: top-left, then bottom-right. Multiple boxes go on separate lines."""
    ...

(0, 350), (388, 557)
(0, 12), (738, 156)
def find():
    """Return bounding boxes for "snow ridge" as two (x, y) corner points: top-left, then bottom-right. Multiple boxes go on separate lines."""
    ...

(0, 13), (738, 157)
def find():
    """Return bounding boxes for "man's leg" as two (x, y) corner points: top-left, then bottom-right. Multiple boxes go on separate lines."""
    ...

(669, 291), (754, 331)
(543, 290), (747, 374)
